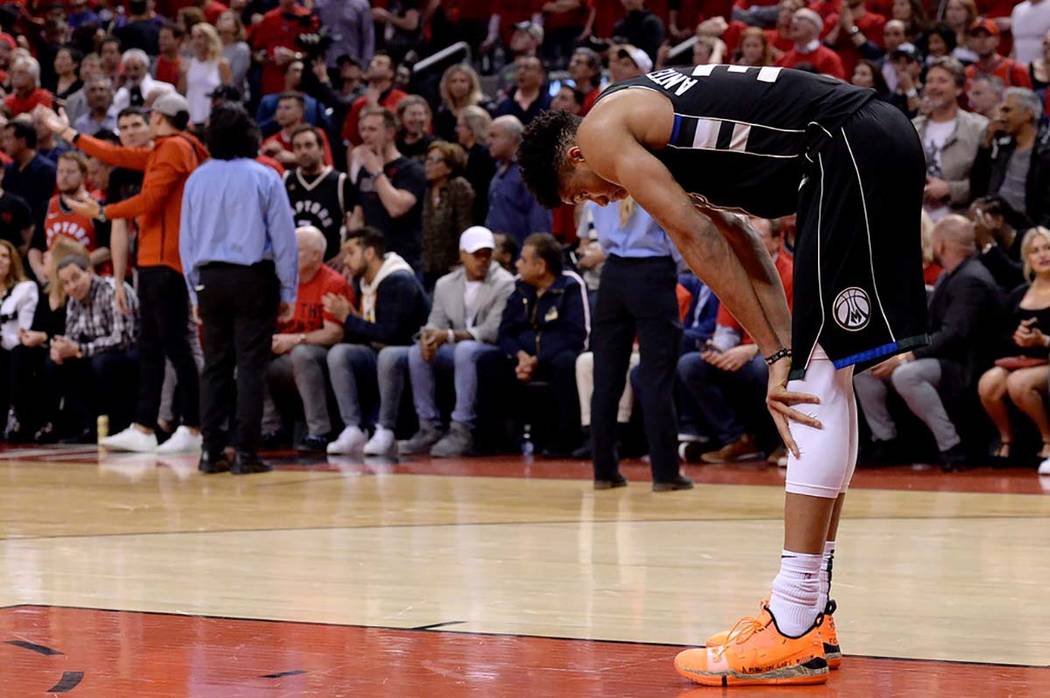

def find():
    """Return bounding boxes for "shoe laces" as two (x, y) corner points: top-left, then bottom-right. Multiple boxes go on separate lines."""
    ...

(714, 615), (767, 658)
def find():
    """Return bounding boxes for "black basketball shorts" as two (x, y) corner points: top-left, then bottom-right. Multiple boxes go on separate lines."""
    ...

(790, 98), (929, 379)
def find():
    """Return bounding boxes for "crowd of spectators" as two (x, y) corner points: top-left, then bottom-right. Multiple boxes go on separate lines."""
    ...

(0, 0), (1049, 474)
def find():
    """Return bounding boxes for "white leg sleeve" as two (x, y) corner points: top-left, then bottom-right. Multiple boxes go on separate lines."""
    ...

(785, 346), (857, 499)
(575, 352), (594, 428)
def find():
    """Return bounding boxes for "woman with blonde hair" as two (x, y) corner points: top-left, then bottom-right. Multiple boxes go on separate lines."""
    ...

(434, 64), (491, 142)
(735, 27), (774, 67)
(978, 226), (1050, 465)
(180, 21), (232, 127)
(216, 10), (250, 97)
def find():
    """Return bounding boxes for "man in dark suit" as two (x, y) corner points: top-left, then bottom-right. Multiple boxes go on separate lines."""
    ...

(854, 215), (1004, 469)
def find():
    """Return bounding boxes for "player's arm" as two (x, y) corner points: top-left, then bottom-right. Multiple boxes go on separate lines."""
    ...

(693, 208), (792, 353)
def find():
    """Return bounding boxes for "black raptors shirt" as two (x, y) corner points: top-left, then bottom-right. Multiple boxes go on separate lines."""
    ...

(597, 65), (874, 218)
(284, 167), (353, 261)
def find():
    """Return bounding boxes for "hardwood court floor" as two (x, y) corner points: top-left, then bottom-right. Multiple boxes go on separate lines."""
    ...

(1, 447), (1048, 696)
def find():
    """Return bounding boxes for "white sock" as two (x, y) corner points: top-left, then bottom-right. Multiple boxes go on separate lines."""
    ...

(769, 549), (822, 637)
(817, 540), (835, 613)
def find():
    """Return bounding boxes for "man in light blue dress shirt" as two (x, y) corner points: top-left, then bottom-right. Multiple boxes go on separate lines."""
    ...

(585, 198), (692, 491)
(180, 104), (298, 475)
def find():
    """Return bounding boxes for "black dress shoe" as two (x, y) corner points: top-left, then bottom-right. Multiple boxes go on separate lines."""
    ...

(940, 442), (968, 472)
(231, 451), (273, 475)
(295, 434), (329, 452)
(594, 474), (628, 490)
(652, 474), (694, 492)
(198, 451), (231, 474)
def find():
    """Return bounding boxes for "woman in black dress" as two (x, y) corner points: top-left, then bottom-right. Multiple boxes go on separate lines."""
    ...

(978, 226), (1050, 463)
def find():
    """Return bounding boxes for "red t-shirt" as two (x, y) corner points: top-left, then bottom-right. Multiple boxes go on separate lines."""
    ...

(342, 88), (408, 145)
(823, 11), (885, 77)
(545, 0), (591, 30)
(442, 0), (492, 22)
(43, 195), (97, 251)
(580, 86), (601, 116)
(256, 154), (286, 176)
(249, 5), (320, 96)
(5, 88), (53, 117)
(965, 57), (1032, 91)
(496, 0), (543, 46)
(278, 264), (354, 334)
(154, 55), (182, 86)
(716, 252), (794, 341)
(204, 0), (229, 24)
(777, 45), (846, 80)
(263, 128), (334, 167)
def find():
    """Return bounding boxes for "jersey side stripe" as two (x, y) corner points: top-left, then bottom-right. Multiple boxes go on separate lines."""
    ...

(673, 113), (805, 134)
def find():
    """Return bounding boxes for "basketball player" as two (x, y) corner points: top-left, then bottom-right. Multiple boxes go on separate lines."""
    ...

(518, 65), (928, 686)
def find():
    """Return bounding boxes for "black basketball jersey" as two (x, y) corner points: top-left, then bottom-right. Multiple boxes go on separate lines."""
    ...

(284, 167), (351, 260)
(596, 65), (875, 218)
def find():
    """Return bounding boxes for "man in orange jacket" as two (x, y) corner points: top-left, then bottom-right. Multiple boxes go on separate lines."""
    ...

(39, 93), (209, 454)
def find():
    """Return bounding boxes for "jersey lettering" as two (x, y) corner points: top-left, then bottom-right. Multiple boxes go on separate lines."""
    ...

(645, 68), (699, 96)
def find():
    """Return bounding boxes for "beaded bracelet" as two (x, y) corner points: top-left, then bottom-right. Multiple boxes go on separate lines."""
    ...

(765, 347), (792, 366)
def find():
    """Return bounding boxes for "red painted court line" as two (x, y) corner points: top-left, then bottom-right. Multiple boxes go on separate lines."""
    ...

(0, 606), (1044, 697)
(3, 445), (1049, 496)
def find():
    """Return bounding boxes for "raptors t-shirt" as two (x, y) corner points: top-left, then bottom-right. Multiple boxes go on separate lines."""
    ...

(284, 167), (353, 261)
(36, 194), (99, 252)
(277, 264), (355, 335)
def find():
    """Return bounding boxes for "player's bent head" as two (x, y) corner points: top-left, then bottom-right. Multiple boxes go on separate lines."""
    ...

(520, 109), (625, 210)
(519, 110), (580, 209)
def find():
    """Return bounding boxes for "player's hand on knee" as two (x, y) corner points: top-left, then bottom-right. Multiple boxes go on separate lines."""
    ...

(765, 358), (821, 458)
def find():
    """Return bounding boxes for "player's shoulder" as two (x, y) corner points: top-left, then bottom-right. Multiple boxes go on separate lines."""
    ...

(581, 87), (672, 148)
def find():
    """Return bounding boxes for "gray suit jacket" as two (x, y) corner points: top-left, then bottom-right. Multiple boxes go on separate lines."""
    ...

(913, 109), (988, 209)
(426, 264), (515, 344)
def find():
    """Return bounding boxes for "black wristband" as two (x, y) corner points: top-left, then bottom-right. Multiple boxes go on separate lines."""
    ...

(765, 347), (792, 366)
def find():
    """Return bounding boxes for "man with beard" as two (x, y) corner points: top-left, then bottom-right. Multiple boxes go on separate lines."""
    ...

(284, 125), (352, 262)
(30, 152), (109, 281)
(260, 92), (334, 167)
(912, 57), (988, 221)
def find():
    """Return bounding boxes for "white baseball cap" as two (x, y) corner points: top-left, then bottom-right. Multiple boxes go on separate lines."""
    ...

(618, 45), (653, 74)
(460, 226), (496, 253)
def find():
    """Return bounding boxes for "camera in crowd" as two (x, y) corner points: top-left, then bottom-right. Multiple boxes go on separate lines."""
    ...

(296, 25), (336, 62)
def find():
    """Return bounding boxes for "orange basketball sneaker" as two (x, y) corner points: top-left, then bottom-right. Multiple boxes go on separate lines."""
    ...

(674, 605), (829, 687)
(705, 599), (842, 670)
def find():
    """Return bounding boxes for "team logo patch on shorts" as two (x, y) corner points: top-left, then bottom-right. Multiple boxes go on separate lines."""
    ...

(833, 287), (871, 332)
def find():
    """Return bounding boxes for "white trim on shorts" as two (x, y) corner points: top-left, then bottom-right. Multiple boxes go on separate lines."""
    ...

(841, 127), (895, 344)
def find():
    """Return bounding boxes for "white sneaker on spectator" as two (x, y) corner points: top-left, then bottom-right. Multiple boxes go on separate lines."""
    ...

(327, 426), (367, 455)
(156, 426), (203, 454)
(364, 427), (396, 456)
(101, 426), (158, 452)
(1039, 457), (1050, 476)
